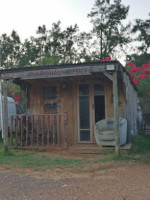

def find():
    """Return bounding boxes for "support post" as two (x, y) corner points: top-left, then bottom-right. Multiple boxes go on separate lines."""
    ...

(3, 80), (8, 152)
(113, 71), (120, 156)
(64, 110), (68, 149)
(0, 59), (3, 139)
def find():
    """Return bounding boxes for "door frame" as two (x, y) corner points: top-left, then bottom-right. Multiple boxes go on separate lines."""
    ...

(77, 81), (107, 143)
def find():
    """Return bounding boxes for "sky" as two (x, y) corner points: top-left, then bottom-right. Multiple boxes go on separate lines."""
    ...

(0, 0), (150, 42)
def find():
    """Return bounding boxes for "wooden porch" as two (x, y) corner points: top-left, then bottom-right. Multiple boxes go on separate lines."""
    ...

(9, 113), (131, 154)
(10, 113), (68, 148)
(68, 143), (132, 154)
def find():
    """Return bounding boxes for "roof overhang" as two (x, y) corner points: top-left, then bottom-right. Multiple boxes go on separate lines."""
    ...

(0, 61), (119, 81)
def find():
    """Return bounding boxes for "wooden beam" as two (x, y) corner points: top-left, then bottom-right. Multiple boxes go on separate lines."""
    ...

(1, 64), (106, 80)
(1, 66), (91, 80)
(103, 72), (114, 82)
(4, 79), (14, 88)
(113, 71), (120, 156)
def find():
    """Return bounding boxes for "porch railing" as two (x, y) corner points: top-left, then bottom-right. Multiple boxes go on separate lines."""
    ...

(10, 112), (68, 149)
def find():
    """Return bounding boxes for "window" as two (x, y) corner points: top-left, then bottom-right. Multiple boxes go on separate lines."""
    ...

(44, 103), (57, 112)
(43, 86), (57, 100)
(94, 84), (104, 95)
(43, 86), (57, 112)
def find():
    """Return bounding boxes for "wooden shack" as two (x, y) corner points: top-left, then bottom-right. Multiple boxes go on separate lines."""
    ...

(0, 61), (140, 148)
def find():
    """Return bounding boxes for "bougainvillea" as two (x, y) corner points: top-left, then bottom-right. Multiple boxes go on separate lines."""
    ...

(101, 58), (150, 111)
(10, 88), (13, 95)
(13, 94), (21, 103)
(100, 57), (111, 62)
(126, 61), (150, 112)
(9, 87), (21, 103)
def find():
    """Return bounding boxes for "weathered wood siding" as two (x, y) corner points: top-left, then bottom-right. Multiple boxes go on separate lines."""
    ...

(27, 77), (122, 144)
(123, 73), (139, 142)
(26, 72), (137, 145)
(29, 80), (43, 115)
(104, 77), (126, 119)
(28, 79), (76, 145)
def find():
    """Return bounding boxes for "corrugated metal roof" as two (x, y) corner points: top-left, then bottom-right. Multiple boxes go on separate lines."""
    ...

(0, 60), (121, 74)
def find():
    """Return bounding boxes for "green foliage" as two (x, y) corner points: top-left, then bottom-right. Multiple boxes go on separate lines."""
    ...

(137, 76), (150, 112)
(34, 54), (60, 66)
(0, 151), (86, 168)
(0, 134), (150, 169)
(98, 134), (150, 163)
(126, 15), (150, 68)
(132, 14), (150, 53)
(7, 83), (27, 111)
(0, 30), (21, 68)
(131, 135), (150, 154)
(1, 1), (150, 68)
(87, 0), (130, 59)
(125, 59), (150, 112)
(0, 143), (87, 169)
(126, 53), (150, 67)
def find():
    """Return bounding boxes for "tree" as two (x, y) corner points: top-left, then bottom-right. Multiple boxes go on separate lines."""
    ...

(60, 24), (79, 63)
(35, 54), (60, 65)
(35, 22), (80, 64)
(126, 14), (150, 68)
(88, 0), (130, 59)
(17, 37), (40, 68)
(0, 30), (21, 68)
(75, 32), (94, 62)
(132, 14), (150, 53)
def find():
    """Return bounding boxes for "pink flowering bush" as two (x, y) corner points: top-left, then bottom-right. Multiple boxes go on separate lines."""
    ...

(9, 87), (21, 103)
(100, 57), (111, 62)
(8, 84), (25, 105)
(126, 61), (150, 112)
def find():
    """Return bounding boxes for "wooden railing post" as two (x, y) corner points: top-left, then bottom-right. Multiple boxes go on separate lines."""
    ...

(15, 116), (18, 147)
(31, 115), (34, 146)
(10, 116), (13, 146)
(47, 115), (50, 147)
(25, 115), (28, 146)
(57, 114), (61, 146)
(36, 115), (39, 147)
(20, 115), (23, 147)
(10, 113), (65, 149)
(64, 110), (68, 149)
(42, 115), (44, 146)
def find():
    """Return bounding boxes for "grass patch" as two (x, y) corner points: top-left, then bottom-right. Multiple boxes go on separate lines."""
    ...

(0, 134), (150, 170)
(0, 139), (89, 169)
(0, 149), (88, 169)
(97, 134), (150, 163)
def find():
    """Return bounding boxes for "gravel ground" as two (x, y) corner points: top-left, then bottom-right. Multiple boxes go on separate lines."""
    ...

(0, 161), (150, 200)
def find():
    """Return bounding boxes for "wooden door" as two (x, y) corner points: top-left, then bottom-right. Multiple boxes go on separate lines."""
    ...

(78, 83), (105, 143)
(93, 84), (105, 123)
(78, 84), (91, 142)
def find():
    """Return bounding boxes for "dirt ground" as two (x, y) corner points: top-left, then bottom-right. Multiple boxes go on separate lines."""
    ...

(0, 151), (150, 200)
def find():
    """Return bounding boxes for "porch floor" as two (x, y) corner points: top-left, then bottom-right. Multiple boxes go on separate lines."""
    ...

(68, 143), (132, 154)
(17, 143), (132, 154)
